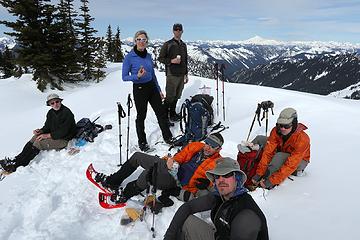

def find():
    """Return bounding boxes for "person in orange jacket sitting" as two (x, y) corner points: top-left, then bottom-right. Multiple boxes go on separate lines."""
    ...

(251, 107), (310, 189)
(94, 133), (224, 205)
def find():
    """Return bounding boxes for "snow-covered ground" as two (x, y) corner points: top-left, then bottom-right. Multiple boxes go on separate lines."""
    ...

(1, 63), (359, 240)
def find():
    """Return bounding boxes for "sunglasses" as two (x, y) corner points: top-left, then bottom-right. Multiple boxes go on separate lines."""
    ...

(173, 28), (182, 31)
(50, 100), (60, 105)
(278, 123), (292, 129)
(214, 172), (234, 180)
(136, 38), (148, 43)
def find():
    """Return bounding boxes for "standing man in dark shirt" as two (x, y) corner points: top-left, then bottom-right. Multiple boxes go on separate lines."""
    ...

(158, 23), (188, 122)
(0, 93), (77, 173)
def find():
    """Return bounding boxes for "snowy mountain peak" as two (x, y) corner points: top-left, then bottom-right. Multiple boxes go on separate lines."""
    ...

(243, 35), (283, 45)
(0, 36), (16, 51)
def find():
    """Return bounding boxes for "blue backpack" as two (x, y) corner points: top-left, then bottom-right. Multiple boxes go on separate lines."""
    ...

(173, 94), (214, 147)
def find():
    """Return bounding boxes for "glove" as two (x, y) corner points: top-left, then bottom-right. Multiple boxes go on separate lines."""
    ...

(158, 194), (174, 207)
(195, 178), (210, 190)
(161, 186), (181, 197)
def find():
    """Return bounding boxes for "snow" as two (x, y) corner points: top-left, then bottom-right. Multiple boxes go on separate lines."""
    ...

(313, 71), (329, 81)
(1, 63), (360, 240)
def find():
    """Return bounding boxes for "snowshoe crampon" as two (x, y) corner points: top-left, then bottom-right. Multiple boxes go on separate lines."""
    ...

(86, 163), (114, 194)
(98, 192), (126, 209)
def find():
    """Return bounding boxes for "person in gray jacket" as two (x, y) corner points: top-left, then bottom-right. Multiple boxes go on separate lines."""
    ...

(164, 157), (269, 240)
(0, 93), (77, 173)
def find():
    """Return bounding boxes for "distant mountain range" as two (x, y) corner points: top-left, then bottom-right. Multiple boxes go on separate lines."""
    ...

(0, 37), (16, 52)
(2, 36), (360, 99)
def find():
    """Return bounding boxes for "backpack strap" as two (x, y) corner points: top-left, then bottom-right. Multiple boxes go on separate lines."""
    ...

(95, 124), (104, 134)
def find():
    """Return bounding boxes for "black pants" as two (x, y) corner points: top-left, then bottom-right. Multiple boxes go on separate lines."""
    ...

(133, 81), (172, 144)
(107, 152), (177, 190)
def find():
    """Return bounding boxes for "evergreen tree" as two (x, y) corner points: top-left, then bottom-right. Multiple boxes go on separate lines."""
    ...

(0, 0), (58, 91)
(0, 50), (4, 77)
(1, 46), (16, 78)
(76, 0), (104, 81)
(105, 25), (114, 61)
(93, 37), (106, 82)
(113, 26), (124, 62)
(54, 0), (81, 82)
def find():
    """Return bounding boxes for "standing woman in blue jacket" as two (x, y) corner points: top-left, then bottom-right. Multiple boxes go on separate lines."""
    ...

(122, 30), (173, 152)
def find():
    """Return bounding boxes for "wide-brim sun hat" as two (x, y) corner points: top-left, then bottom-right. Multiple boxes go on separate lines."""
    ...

(206, 157), (247, 185)
(46, 93), (63, 106)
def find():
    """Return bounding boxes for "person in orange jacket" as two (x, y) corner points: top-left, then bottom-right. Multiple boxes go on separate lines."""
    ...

(93, 133), (224, 205)
(251, 107), (310, 189)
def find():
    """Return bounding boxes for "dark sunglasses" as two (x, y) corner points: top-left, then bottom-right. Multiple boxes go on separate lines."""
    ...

(136, 38), (147, 43)
(214, 172), (234, 180)
(278, 123), (292, 129)
(173, 28), (182, 31)
(50, 100), (60, 105)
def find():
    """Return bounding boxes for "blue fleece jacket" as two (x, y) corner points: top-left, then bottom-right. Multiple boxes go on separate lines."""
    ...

(122, 49), (161, 92)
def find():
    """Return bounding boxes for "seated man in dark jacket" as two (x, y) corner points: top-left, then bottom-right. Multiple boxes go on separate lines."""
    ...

(0, 93), (77, 173)
(164, 157), (269, 240)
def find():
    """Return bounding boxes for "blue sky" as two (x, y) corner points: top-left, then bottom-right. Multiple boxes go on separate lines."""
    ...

(1, 0), (360, 43)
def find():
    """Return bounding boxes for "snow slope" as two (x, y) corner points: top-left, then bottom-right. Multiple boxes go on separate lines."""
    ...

(0, 63), (359, 240)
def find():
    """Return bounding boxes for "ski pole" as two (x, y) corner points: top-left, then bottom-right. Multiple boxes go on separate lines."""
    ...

(126, 94), (133, 162)
(214, 63), (219, 116)
(220, 64), (226, 121)
(117, 102), (126, 166)
(151, 161), (158, 238)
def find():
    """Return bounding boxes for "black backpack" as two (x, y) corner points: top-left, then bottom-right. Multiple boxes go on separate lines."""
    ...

(75, 117), (105, 142)
(172, 94), (215, 147)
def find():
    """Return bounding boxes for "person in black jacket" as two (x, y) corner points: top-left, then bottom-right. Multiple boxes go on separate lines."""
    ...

(164, 157), (269, 240)
(0, 93), (77, 173)
(158, 23), (188, 122)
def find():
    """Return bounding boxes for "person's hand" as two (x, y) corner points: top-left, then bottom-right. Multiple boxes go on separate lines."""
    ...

(259, 180), (266, 188)
(159, 91), (165, 100)
(33, 129), (42, 136)
(251, 178), (260, 186)
(184, 75), (189, 84)
(137, 66), (146, 79)
(166, 157), (174, 170)
(170, 57), (181, 64)
(35, 133), (51, 141)
(195, 178), (210, 190)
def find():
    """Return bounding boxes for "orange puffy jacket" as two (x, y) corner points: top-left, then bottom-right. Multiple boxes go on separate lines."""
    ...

(172, 142), (221, 193)
(256, 123), (310, 185)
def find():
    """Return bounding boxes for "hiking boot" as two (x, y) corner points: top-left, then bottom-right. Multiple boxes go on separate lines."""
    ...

(94, 172), (118, 192)
(169, 113), (181, 122)
(139, 143), (150, 152)
(110, 192), (128, 204)
(291, 170), (305, 177)
(167, 120), (175, 127)
(0, 158), (16, 173)
(164, 137), (174, 145)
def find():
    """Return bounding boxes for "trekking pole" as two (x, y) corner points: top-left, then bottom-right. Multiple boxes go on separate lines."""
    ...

(117, 102), (126, 166)
(246, 103), (262, 141)
(220, 64), (226, 121)
(151, 161), (158, 238)
(126, 94), (133, 162)
(214, 63), (219, 116)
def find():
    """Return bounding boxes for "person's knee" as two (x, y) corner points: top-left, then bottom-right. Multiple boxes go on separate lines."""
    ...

(32, 141), (43, 150)
(251, 135), (267, 147)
